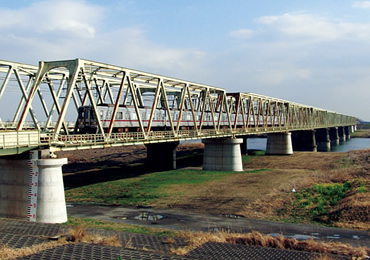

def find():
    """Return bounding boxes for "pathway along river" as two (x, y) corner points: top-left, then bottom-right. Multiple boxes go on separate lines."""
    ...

(247, 137), (370, 152)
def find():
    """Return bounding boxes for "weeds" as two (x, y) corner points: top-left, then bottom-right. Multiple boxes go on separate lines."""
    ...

(241, 150), (370, 229)
(65, 217), (177, 237)
(0, 226), (125, 260)
(294, 182), (352, 217)
(65, 169), (239, 206)
(0, 241), (65, 259)
(173, 230), (369, 258)
(65, 226), (122, 247)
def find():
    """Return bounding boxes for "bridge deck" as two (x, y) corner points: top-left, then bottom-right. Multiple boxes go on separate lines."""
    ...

(0, 59), (356, 155)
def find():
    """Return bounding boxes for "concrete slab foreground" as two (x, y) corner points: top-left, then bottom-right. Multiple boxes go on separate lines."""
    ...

(0, 217), (354, 259)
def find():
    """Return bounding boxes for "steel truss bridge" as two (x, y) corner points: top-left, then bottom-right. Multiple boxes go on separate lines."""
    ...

(0, 59), (356, 156)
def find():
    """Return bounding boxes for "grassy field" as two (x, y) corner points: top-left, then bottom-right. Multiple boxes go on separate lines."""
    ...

(64, 147), (370, 231)
(65, 168), (267, 207)
(65, 217), (177, 237)
(351, 129), (370, 138)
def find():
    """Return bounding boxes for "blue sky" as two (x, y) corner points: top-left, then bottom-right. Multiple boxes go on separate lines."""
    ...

(1, 0), (369, 120)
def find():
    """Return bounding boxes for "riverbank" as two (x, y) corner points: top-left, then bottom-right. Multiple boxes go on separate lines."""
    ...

(61, 145), (370, 232)
(351, 129), (370, 138)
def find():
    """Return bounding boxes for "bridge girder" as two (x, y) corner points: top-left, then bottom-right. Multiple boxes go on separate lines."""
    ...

(0, 58), (357, 152)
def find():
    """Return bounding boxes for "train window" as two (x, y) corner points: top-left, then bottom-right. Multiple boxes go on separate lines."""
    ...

(116, 112), (123, 120)
(84, 110), (89, 120)
(100, 110), (104, 119)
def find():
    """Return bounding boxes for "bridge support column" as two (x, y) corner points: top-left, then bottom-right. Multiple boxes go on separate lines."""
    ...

(329, 127), (340, 146)
(240, 136), (248, 155)
(202, 138), (243, 171)
(338, 127), (346, 142)
(0, 155), (29, 219)
(344, 126), (351, 140)
(316, 128), (331, 152)
(266, 132), (293, 155)
(292, 130), (317, 152)
(0, 151), (68, 223)
(146, 141), (179, 171)
(36, 158), (68, 223)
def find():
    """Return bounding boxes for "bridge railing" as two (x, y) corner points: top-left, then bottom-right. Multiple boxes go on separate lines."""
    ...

(0, 120), (356, 152)
(41, 125), (311, 150)
(0, 131), (41, 149)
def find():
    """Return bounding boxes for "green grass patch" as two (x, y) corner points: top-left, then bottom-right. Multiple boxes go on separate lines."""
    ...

(278, 182), (352, 224)
(242, 150), (266, 162)
(351, 129), (370, 138)
(295, 182), (351, 215)
(66, 169), (258, 206)
(65, 217), (176, 237)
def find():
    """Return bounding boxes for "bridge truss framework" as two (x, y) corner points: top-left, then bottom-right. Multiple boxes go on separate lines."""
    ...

(0, 59), (356, 154)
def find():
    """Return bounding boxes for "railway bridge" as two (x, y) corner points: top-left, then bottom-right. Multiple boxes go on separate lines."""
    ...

(0, 59), (356, 223)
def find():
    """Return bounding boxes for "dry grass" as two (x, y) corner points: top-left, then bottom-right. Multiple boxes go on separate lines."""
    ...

(239, 150), (370, 229)
(314, 256), (335, 260)
(66, 226), (122, 247)
(0, 226), (122, 260)
(172, 230), (369, 258)
(0, 241), (66, 260)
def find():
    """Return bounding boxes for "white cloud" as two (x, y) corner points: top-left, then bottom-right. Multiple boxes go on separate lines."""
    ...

(92, 27), (208, 79)
(1, 1), (369, 120)
(229, 29), (255, 39)
(256, 68), (311, 86)
(0, 0), (103, 39)
(257, 13), (370, 42)
(0, 0), (208, 80)
(352, 1), (370, 8)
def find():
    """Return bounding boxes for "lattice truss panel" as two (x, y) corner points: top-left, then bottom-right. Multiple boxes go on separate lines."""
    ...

(0, 60), (70, 131)
(0, 59), (356, 141)
(12, 59), (234, 139)
(226, 93), (353, 131)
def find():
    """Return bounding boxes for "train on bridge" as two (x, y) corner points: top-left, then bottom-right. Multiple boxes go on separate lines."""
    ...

(75, 94), (287, 134)
(0, 58), (356, 138)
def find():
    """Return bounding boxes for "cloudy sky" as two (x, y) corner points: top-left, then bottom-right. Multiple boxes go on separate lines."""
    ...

(1, 0), (369, 120)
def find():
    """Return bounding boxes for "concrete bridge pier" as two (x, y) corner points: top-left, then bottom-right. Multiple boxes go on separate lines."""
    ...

(344, 126), (351, 140)
(240, 136), (248, 155)
(338, 127), (346, 143)
(316, 128), (331, 152)
(329, 127), (340, 146)
(0, 150), (68, 223)
(146, 141), (179, 170)
(202, 138), (243, 171)
(36, 158), (68, 223)
(0, 154), (29, 219)
(266, 132), (293, 155)
(291, 130), (317, 152)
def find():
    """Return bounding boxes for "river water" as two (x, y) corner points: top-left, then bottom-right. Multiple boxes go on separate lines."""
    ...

(248, 138), (370, 152)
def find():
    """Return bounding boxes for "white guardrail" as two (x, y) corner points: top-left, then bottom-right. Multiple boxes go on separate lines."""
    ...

(0, 131), (41, 149)
(0, 125), (304, 151)
(0, 122), (353, 152)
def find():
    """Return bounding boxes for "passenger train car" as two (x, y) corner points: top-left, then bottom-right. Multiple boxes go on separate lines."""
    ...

(75, 103), (282, 134)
